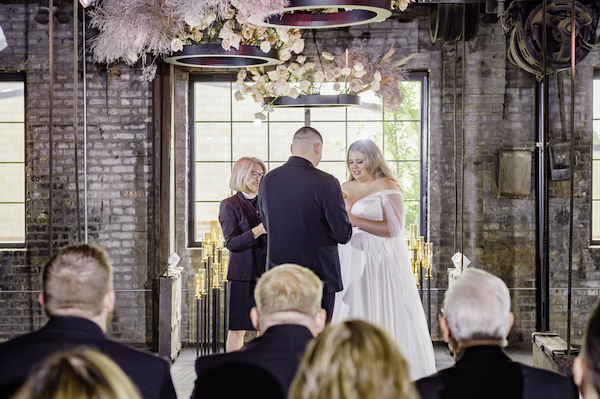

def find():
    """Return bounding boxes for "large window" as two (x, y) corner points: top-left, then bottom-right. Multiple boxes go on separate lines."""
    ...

(0, 73), (25, 247)
(189, 73), (427, 246)
(592, 71), (600, 242)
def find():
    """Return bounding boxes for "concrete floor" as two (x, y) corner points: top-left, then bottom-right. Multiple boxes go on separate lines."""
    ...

(171, 341), (534, 399)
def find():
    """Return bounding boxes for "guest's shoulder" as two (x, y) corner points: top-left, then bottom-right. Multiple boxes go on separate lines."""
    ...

(102, 339), (170, 369)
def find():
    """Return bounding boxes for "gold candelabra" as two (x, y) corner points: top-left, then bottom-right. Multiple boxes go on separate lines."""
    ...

(408, 224), (433, 287)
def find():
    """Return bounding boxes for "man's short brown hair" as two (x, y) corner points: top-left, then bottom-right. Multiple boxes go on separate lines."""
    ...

(42, 244), (113, 318)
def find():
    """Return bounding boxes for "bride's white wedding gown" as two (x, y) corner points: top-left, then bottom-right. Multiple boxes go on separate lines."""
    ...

(332, 189), (437, 381)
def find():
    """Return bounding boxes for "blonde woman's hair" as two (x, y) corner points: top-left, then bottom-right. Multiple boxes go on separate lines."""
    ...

(42, 244), (113, 318)
(347, 139), (397, 182)
(12, 347), (142, 399)
(289, 320), (419, 399)
(229, 156), (267, 193)
(255, 264), (323, 316)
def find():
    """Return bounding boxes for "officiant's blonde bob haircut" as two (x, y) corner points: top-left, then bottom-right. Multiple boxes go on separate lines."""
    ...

(443, 268), (511, 347)
(347, 139), (397, 183)
(289, 320), (418, 399)
(229, 157), (266, 193)
(254, 264), (323, 316)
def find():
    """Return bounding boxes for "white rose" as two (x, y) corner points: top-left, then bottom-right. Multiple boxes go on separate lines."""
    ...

(221, 39), (231, 51)
(304, 62), (316, 70)
(267, 70), (280, 81)
(275, 82), (290, 96)
(260, 41), (272, 53)
(223, 7), (236, 19)
(234, 90), (244, 101)
(325, 69), (336, 81)
(296, 55), (306, 64)
(237, 70), (247, 81)
(126, 51), (138, 63)
(193, 29), (203, 42)
(253, 93), (263, 103)
(279, 48), (292, 62)
(171, 38), (184, 52)
(229, 33), (241, 50)
(185, 14), (203, 28)
(243, 86), (253, 94)
(289, 88), (299, 98)
(219, 27), (234, 40)
(398, 0), (410, 11)
(354, 69), (367, 78)
(236, 79), (244, 87)
(276, 65), (290, 80)
(353, 62), (364, 71)
(322, 51), (335, 61)
(349, 79), (363, 92)
(278, 30), (290, 44)
(341, 67), (352, 76)
(291, 38), (305, 54)
(204, 12), (217, 25)
(299, 80), (311, 92)
(373, 71), (382, 81)
(370, 81), (380, 91)
(314, 71), (325, 83)
(292, 66), (305, 77)
(242, 26), (254, 40)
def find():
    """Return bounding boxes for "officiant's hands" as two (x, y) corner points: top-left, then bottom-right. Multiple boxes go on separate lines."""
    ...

(252, 222), (266, 239)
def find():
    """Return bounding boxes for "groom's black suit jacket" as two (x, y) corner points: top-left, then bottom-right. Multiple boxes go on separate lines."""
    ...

(258, 156), (352, 293)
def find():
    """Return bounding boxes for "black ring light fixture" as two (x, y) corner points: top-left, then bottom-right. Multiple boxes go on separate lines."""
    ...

(163, 44), (281, 68)
(249, 0), (392, 29)
(266, 94), (361, 108)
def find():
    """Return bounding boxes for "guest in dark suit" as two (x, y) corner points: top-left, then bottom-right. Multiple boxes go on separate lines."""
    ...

(0, 244), (177, 399)
(415, 268), (576, 399)
(574, 297), (600, 399)
(193, 263), (327, 398)
(219, 156), (267, 352)
(258, 126), (352, 320)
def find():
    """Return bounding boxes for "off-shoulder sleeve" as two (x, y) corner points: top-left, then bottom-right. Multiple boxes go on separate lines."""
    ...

(381, 190), (405, 238)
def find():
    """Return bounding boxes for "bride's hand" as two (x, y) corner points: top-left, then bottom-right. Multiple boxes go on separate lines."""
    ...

(347, 212), (359, 227)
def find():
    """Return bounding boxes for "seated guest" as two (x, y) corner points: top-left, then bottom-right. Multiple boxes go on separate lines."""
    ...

(193, 263), (327, 398)
(416, 268), (577, 399)
(12, 347), (142, 399)
(289, 319), (419, 399)
(0, 244), (176, 399)
(574, 298), (600, 398)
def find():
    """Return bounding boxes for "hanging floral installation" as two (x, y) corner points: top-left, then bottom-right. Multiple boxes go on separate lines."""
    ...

(235, 43), (417, 119)
(88, 0), (304, 81)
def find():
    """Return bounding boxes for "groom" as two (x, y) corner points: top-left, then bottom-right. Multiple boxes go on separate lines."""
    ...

(258, 126), (352, 320)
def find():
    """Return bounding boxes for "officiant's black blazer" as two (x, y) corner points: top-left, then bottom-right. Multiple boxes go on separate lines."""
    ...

(415, 345), (577, 399)
(219, 191), (266, 281)
(258, 156), (352, 293)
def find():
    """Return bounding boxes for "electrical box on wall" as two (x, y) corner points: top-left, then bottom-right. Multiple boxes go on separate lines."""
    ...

(494, 149), (532, 197)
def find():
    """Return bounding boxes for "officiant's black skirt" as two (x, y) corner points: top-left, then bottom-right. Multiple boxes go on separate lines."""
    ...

(228, 280), (256, 331)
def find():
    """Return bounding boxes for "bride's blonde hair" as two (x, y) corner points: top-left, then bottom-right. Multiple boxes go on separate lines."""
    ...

(346, 139), (397, 183)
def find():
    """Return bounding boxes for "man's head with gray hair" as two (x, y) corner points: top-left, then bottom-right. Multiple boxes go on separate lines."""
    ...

(440, 268), (513, 356)
(250, 263), (326, 336)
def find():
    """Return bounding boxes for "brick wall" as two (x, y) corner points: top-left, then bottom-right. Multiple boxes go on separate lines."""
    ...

(1, 2), (599, 347)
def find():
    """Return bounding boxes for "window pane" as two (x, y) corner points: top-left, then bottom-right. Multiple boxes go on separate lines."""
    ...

(349, 91), (383, 122)
(195, 82), (231, 122)
(268, 107), (305, 122)
(404, 200), (419, 234)
(384, 121), (420, 161)
(266, 161), (285, 172)
(232, 83), (265, 121)
(310, 106), (347, 121)
(594, 160), (600, 199)
(269, 123), (302, 162)
(0, 82), (25, 122)
(0, 123), (24, 162)
(310, 121), (347, 162)
(594, 79), (600, 118)
(391, 160), (419, 201)
(232, 122), (268, 161)
(347, 121), (384, 147)
(393, 81), (422, 121)
(0, 164), (25, 202)
(0, 204), (24, 243)
(194, 123), (231, 162)
(318, 161), (347, 185)
(194, 163), (232, 201)
(194, 202), (221, 242)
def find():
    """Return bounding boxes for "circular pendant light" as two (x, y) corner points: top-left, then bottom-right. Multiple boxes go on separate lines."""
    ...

(249, 0), (392, 29)
(266, 94), (361, 108)
(164, 44), (281, 68)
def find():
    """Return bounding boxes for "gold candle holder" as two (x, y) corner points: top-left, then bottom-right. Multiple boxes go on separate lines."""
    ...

(195, 269), (207, 299)
(410, 224), (418, 250)
(212, 262), (221, 289)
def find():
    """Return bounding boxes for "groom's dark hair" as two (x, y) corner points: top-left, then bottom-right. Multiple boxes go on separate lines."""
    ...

(293, 126), (322, 144)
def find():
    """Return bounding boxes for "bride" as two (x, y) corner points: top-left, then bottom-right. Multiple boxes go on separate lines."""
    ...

(332, 139), (436, 381)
